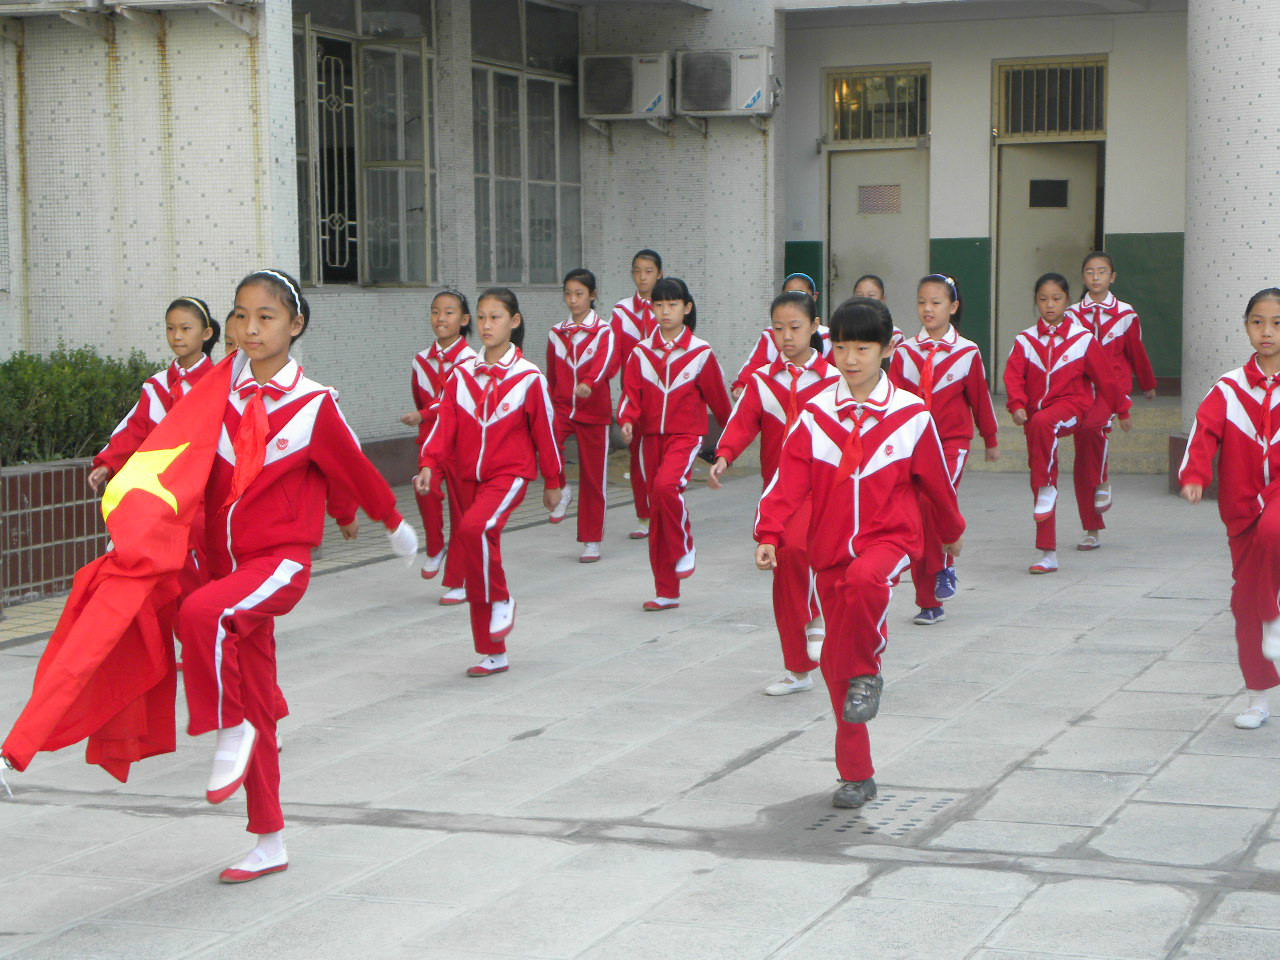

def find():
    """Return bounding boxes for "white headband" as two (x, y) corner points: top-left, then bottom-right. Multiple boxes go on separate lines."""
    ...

(257, 270), (302, 314)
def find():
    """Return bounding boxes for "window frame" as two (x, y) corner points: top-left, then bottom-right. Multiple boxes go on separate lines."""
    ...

(992, 55), (1108, 145)
(823, 63), (931, 151)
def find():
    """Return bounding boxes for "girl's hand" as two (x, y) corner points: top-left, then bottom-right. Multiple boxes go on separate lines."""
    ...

(755, 544), (777, 570)
(1119, 416), (1133, 433)
(732, 385), (744, 401)
(543, 485), (562, 513)
(400, 411), (422, 426)
(942, 536), (963, 558)
(574, 383), (593, 399)
(339, 519), (359, 540)
(1144, 389), (1157, 400)
(1011, 408), (1028, 427)
(708, 456), (730, 489)
(1182, 484), (1203, 504)
(620, 422), (634, 444)
(413, 467), (432, 495)
(985, 446), (1000, 463)
(87, 466), (110, 493)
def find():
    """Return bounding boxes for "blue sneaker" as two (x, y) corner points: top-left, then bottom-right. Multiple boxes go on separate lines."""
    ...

(934, 567), (957, 601)
(913, 606), (946, 625)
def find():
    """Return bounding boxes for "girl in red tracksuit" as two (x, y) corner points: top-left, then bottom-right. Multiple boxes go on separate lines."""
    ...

(416, 287), (563, 677)
(611, 249), (663, 540)
(618, 277), (733, 611)
(89, 297), (221, 493)
(756, 296), (964, 810)
(713, 289), (838, 694)
(179, 269), (416, 884)
(1003, 273), (1124, 575)
(1068, 251), (1156, 550)
(890, 274), (1000, 623)
(731, 273), (832, 398)
(402, 291), (477, 601)
(1180, 288), (1280, 731)
(547, 268), (618, 563)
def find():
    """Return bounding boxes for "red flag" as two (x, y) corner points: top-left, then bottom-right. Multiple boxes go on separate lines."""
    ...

(2, 354), (235, 781)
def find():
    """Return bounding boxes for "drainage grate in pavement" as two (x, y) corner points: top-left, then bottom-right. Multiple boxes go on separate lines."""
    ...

(801, 791), (961, 843)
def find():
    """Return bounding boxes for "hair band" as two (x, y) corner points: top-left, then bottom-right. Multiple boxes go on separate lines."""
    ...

(924, 273), (959, 297)
(174, 296), (211, 325)
(784, 272), (818, 292)
(257, 269), (302, 314)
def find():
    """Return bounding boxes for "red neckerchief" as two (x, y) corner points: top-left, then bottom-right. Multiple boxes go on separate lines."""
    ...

(1083, 294), (1121, 338)
(224, 364), (297, 508)
(1245, 356), (1280, 454)
(767, 353), (817, 428)
(475, 347), (521, 418)
(636, 294), (654, 334)
(555, 312), (600, 369)
(1037, 318), (1070, 368)
(915, 330), (954, 410)
(833, 379), (891, 484)
(428, 337), (468, 384)
(650, 326), (693, 385)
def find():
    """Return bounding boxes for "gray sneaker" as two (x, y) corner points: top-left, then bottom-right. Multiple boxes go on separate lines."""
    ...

(832, 777), (877, 809)
(842, 674), (884, 723)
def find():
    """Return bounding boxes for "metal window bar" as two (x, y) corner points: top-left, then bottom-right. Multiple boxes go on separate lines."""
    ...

(829, 68), (929, 144)
(317, 41), (358, 275)
(997, 58), (1105, 141)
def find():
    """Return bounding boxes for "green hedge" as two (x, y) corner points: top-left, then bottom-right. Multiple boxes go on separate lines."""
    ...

(0, 346), (161, 465)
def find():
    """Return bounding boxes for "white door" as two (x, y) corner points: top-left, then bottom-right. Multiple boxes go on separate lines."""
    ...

(994, 141), (1099, 384)
(828, 148), (929, 328)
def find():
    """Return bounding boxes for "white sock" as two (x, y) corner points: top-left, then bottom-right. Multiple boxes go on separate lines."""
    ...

(479, 653), (508, 669)
(807, 639), (824, 662)
(1038, 550), (1058, 568)
(1247, 690), (1270, 714)
(790, 671), (809, 682)
(232, 830), (287, 871)
(1263, 619), (1280, 660)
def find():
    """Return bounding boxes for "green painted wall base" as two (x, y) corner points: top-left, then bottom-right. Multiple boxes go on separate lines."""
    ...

(1102, 232), (1183, 381)
(930, 237), (993, 369)
(784, 241), (824, 305)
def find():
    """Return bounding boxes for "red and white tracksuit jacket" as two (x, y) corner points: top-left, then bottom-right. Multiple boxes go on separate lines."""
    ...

(731, 326), (832, 392)
(179, 355), (403, 835)
(546, 311), (617, 543)
(94, 355), (215, 474)
(619, 326), (733, 599)
(1066, 293), (1154, 530)
(612, 293), (657, 521)
(1003, 317), (1126, 550)
(421, 345), (562, 652)
(411, 337), (477, 585)
(755, 374), (964, 781)
(718, 351), (838, 672)
(890, 325), (999, 606)
(1180, 357), (1280, 692)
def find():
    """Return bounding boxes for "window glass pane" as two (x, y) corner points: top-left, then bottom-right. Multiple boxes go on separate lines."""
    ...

(362, 48), (398, 162)
(366, 168), (427, 283)
(471, 0), (521, 64)
(495, 179), (523, 282)
(316, 36), (358, 283)
(472, 69), (490, 175)
(527, 80), (556, 182)
(528, 183), (556, 283)
(297, 159), (313, 284)
(404, 169), (427, 282)
(474, 176), (492, 281)
(362, 0), (432, 42)
(525, 2), (577, 75)
(294, 0), (356, 32)
(493, 73), (522, 179)
(560, 184), (581, 272)
(558, 84), (580, 182)
(404, 53), (424, 161)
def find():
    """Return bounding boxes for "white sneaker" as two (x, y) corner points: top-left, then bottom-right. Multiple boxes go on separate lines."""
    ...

(1263, 619), (1280, 661)
(1234, 706), (1270, 730)
(675, 548), (696, 579)
(579, 542), (601, 563)
(439, 587), (467, 606)
(764, 674), (814, 696)
(1094, 483), (1112, 512)
(489, 597), (516, 639)
(207, 720), (257, 804)
(420, 549), (445, 580)
(807, 638), (824, 662)
(1034, 485), (1057, 521)
(629, 519), (650, 540)
(550, 484), (572, 523)
(1028, 550), (1059, 574)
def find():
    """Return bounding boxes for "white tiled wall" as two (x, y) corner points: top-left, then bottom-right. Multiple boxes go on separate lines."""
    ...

(0, 26), (17, 360)
(1181, 0), (1280, 426)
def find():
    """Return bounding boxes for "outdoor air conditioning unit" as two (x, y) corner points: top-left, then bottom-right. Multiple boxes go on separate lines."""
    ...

(579, 53), (672, 120)
(676, 47), (775, 117)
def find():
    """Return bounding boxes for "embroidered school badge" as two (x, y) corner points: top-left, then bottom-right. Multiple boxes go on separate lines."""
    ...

(275, 438), (289, 451)
(501, 402), (510, 412)
(884, 445), (894, 455)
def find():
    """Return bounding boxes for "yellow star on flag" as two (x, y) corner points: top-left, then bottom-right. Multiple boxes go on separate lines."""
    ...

(101, 443), (190, 522)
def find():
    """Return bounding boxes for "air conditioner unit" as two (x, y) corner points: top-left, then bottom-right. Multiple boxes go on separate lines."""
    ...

(676, 47), (775, 117)
(579, 53), (672, 121)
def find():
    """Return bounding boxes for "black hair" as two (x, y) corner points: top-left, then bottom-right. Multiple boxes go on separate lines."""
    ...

(477, 286), (524, 349)
(236, 269), (311, 342)
(203, 319), (222, 357)
(167, 296), (221, 356)
(432, 289), (473, 339)
(828, 296), (893, 347)
(1035, 272), (1071, 302)
(1082, 250), (1115, 273)
(651, 276), (697, 331)
(563, 268), (598, 308)
(918, 274), (964, 329)
(632, 249), (663, 272)
(1245, 288), (1280, 319)
(853, 274), (886, 298)
(771, 290), (824, 352)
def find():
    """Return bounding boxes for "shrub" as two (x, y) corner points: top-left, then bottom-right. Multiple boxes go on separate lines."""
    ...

(0, 346), (161, 465)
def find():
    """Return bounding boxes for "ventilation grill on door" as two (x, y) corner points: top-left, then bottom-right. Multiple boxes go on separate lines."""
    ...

(858, 185), (901, 215)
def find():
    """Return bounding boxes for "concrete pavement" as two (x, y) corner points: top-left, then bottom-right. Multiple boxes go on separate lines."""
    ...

(0, 467), (1277, 960)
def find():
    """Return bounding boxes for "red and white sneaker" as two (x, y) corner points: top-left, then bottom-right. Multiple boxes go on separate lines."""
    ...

(1094, 483), (1112, 513)
(675, 548), (696, 580)
(1033, 486), (1057, 522)
(466, 655), (509, 678)
(439, 587), (467, 606)
(420, 549), (445, 580)
(549, 485), (572, 524)
(1028, 551), (1059, 575)
(219, 848), (288, 884)
(629, 520), (650, 540)
(206, 720), (257, 805)
(642, 597), (680, 612)
(489, 598), (516, 640)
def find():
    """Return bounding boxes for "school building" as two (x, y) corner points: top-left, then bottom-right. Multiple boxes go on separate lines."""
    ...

(0, 0), (1268, 469)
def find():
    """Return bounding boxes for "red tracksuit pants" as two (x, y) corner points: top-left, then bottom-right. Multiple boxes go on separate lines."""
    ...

(629, 438), (650, 522)
(912, 443), (969, 608)
(556, 418), (609, 543)
(457, 475), (528, 655)
(1229, 501), (1280, 691)
(639, 433), (701, 598)
(775, 499), (820, 674)
(178, 555), (310, 835)
(815, 544), (911, 783)
(1024, 399), (1086, 551)
(415, 460), (466, 589)
(1072, 394), (1113, 533)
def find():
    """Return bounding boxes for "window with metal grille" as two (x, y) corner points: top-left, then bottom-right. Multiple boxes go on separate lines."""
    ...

(829, 67), (928, 144)
(996, 58), (1106, 141)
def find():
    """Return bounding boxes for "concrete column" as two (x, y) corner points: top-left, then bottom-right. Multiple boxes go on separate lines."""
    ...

(433, 0), (476, 290)
(1182, 0), (1280, 427)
